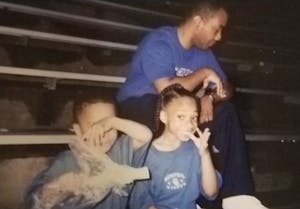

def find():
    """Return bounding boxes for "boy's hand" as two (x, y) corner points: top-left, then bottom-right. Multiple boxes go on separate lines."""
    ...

(189, 128), (211, 156)
(82, 117), (114, 148)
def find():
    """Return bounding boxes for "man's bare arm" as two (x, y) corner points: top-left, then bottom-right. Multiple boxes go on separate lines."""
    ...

(199, 81), (234, 124)
(154, 68), (223, 94)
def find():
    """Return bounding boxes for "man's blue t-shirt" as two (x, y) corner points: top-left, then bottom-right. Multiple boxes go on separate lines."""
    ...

(130, 141), (222, 209)
(117, 26), (226, 102)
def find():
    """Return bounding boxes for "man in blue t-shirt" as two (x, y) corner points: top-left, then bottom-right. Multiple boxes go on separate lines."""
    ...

(117, 1), (268, 209)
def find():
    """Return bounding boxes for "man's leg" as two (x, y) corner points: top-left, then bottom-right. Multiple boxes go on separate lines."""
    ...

(198, 101), (267, 209)
(211, 101), (254, 197)
(197, 101), (253, 208)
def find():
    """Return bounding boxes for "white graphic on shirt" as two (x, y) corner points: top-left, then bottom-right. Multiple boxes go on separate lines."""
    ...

(175, 67), (193, 77)
(164, 172), (187, 190)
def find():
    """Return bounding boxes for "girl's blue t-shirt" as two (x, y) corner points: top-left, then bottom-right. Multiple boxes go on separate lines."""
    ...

(130, 140), (222, 209)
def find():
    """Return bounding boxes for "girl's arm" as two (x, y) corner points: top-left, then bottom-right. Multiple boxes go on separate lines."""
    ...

(190, 128), (218, 197)
(199, 149), (218, 197)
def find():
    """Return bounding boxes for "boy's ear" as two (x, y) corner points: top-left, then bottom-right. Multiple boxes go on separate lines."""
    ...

(72, 123), (82, 137)
(159, 110), (167, 124)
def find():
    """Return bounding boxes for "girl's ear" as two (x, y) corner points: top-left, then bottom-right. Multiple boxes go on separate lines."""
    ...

(72, 123), (82, 137)
(159, 110), (168, 124)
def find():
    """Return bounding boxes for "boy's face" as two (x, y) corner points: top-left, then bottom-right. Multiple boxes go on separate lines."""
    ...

(75, 102), (118, 152)
(160, 96), (198, 141)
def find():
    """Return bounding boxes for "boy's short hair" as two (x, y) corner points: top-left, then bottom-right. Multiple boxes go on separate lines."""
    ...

(72, 91), (115, 123)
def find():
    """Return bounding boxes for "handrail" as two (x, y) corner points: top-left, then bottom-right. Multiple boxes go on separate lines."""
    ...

(235, 87), (299, 97)
(0, 65), (299, 98)
(0, 65), (125, 83)
(74, 0), (180, 20)
(0, 133), (298, 144)
(76, 0), (297, 36)
(0, 1), (296, 53)
(0, 26), (137, 51)
(0, 134), (72, 145)
(0, 1), (152, 33)
(0, 26), (298, 70)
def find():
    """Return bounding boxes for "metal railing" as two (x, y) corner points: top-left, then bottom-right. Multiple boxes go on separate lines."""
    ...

(0, 1), (296, 53)
(0, 133), (298, 145)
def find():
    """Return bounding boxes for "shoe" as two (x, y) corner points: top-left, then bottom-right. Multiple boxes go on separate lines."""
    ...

(222, 195), (268, 209)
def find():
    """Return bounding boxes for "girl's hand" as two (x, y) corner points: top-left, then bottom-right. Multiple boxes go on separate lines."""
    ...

(189, 128), (211, 156)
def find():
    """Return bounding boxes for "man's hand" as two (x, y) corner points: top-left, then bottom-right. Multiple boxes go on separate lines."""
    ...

(199, 95), (214, 124)
(202, 69), (225, 98)
(153, 67), (225, 94)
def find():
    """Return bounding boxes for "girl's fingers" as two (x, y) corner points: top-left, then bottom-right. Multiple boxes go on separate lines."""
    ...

(187, 133), (198, 143)
(187, 132), (196, 141)
(195, 128), (211, 147)
(203, 127), (210, 134)
(195, 128), (204, 139)
(203, 128), (211, 142)
(187, 133), (202, 149)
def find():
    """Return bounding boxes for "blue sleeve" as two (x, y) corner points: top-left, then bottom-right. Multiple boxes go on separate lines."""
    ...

(206, 50), (227, 81)
(129, 179), (155, 209)
(23, 151), (77, 207)
(140, 39), (175, 83)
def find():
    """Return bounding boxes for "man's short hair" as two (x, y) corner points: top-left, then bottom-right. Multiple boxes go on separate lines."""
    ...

(183, 0), (227, 21)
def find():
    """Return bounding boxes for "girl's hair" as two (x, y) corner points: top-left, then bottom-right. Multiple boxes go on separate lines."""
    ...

(72, 92), (115, 123)
(154, 83), (198, 131)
